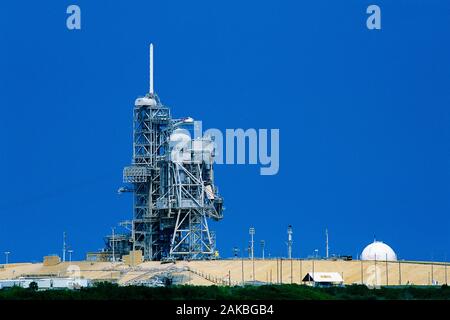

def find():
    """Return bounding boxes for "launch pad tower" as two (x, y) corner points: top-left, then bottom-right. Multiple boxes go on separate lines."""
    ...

(119, 44), (224, 261)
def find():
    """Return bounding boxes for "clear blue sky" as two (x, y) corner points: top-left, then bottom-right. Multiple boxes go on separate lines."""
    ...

(0, 1), (449, 262)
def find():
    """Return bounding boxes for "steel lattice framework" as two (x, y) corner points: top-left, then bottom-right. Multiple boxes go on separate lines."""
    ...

(122, 94), (224, 261)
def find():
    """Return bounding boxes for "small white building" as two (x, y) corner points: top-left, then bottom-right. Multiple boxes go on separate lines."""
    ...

(302, 272), (344, 287)
(361, 241), (397, 261)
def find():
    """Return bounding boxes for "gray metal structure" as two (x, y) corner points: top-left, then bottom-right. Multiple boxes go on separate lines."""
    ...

(119, 44), (224, 261)
(287, 225), (293, 259)
(249, 227), (255, 260)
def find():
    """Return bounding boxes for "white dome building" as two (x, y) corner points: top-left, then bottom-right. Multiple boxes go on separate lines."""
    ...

(361, 241), (397, 261)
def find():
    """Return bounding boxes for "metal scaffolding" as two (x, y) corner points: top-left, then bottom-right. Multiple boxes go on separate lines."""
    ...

(118, 44), (224, 261)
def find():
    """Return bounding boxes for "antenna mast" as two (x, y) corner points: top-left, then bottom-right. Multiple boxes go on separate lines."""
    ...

(325, 228), (329, 259)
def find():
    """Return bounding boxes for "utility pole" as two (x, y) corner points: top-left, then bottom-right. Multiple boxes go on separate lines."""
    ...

(361, 259), (364, 285)
(445, 263), (448, 285)
(290, 258), (293, 284)
(287, 225), (293, 259)
(300, 260), (303, 284)
(431, 253), (434, 285)
(280, 258), (283, 284)
(374, 254), (378, 286)
(252, 257), (255, 282)
(431, 262), (434, 285)
(385, 254), (389, 286)
(241, 253), (244, 285)
(445, 254), (448, 285)
(276, 259), (279, 283)
(260, 240), (265, 259)
(312, 259), (315, 287)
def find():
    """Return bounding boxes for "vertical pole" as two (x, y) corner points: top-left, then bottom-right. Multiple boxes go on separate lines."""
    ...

(312, 259), (315, 287)
(263, 242), (265, 259)
(251, 233), (254, 260)
(260, 240), (265, 260)
(241, 255), (244, 285)
(445, 263), (448, 285)
(249, 227), (255, 281)
(249, 227), (255, 260)
(149, 43), (154, 94)
(280, 258), (283, 284)
(276, 259), (279, 284)
(63, 232), (66, 262)
(300, 260), (303, 284)
(228, 270), (231, 286)
(287, 225), (293, 259)
(445, 254), (448, 286)
(374, 254), (377, 286)
(398, 261), (402, 285)
(385, 254), (388, 286)
(361, 259), (364, 285)
(325, 228), (329, 259)
(270, 269), (272, 284)
(431, 263), (434, 285)
(290, 258), (293, 284)
(112, 227), (115, 263)
(252, 256), (255, 282)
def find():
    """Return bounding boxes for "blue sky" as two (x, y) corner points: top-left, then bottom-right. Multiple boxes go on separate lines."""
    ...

(0, 1), (449, 262)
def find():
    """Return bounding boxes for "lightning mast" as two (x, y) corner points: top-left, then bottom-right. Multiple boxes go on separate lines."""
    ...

(149, 43), (154, 95)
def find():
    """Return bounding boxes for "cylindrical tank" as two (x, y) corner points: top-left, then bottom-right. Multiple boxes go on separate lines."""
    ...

(135, 97), (157, 107)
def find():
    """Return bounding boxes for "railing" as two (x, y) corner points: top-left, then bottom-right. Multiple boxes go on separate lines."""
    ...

(188, 268), (239, 286)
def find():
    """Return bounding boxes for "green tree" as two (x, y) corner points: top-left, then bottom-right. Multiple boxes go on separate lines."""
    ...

(28, 281), (38, 291)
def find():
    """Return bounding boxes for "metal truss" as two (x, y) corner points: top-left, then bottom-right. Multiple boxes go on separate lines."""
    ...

(121, 93), (224, 261)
